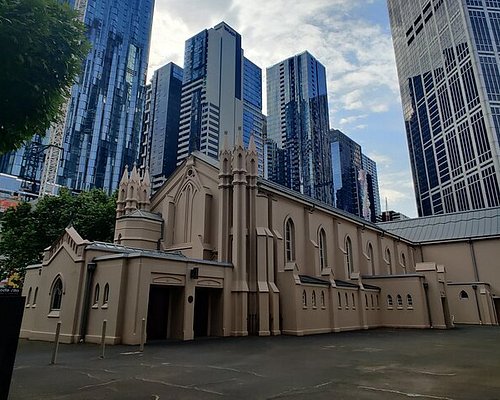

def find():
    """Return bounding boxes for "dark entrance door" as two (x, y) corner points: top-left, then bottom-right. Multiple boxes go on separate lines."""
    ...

(194, 287), (210, 337)
(146, 285), (170, 341)
(494, 298), (500, 324)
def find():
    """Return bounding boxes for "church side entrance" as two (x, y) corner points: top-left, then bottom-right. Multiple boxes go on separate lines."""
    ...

(147, 285), (183, 341)
(194, 287), (223, 337)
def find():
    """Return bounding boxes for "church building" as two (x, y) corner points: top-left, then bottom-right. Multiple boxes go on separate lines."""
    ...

(20, 136), (499, 344)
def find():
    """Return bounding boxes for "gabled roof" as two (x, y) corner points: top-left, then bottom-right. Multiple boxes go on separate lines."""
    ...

(379, 207), (500, 244)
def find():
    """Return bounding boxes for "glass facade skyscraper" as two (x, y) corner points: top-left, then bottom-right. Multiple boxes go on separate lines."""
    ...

(177, 22), (245, 163)
(1, 0), (154, 196)
(388, 0), (500, 216)
(329, 129), (381, 222)
(141, 63), (183, 189)
(243, 58), (265, 175)
(266, 51), (332, 205)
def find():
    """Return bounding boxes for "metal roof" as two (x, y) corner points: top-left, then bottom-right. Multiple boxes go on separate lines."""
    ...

(378, 207), (500, 243)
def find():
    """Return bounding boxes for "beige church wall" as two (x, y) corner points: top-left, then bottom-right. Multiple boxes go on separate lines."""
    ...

(364, 275), (429, 328)
(270, 197), (308, 272)
(447, 283), (498, 325)
(470, 239), (500, 296)
(276, 270), (302, 335)
(151, 157), (220, 261)
(114, 217), (162, 250)
(85, 258), (126, 344)
(359, 230), (379, 276)
(20, 266), (42, 338)
(333, 288), (364, 330)
(420, 242), (476, 284)
(362, 290), (382, 328)
(21, 247), (86, 343)
(298, 286), (332, 334)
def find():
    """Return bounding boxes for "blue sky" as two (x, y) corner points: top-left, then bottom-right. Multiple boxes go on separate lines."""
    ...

(148, 0), (417, 217)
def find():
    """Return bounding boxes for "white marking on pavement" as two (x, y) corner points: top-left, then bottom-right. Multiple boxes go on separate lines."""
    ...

(359, 385), (455, 399)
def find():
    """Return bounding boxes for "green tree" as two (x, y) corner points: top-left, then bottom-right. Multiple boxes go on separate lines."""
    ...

(0, 189), (116, 280)
(0, 0), (89, 153)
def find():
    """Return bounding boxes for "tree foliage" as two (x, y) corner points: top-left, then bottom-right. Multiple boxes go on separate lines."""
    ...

(0, 0), (89, 153)
(0, 189), (116, 280)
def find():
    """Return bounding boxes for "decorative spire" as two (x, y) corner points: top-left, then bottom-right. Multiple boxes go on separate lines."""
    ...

(120, 165), (129, 185)
(235, 126), (244, 149)
(248, 133), (257, 154)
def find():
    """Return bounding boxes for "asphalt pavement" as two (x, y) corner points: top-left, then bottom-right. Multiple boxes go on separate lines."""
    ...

(9, 326), (500, 399)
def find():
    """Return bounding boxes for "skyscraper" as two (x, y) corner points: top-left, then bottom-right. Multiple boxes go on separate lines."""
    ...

(388, 0), (500, 216)
(243, 58), (265, 175)
(141, 63), (183, 190)
(329, 129), (381, 222)
(54, 0), (154, 193)
(176, 22), (244, 163)
(266, 51), (332, 204)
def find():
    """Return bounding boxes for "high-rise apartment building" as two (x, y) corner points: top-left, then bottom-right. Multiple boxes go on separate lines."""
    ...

(266, 51), (332, 204)
(1, 0), (154, 195)
(140, 63), (183, 190)
(388, 0), (500, 216)
(177, 22), (244, 163)
(329, 129), (381, 222)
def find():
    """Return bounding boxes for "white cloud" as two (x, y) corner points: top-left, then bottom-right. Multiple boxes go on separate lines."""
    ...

(148, 0), (401, 124)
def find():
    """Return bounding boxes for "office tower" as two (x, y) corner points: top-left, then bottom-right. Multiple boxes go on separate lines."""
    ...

(362, 153), (382, 220)
(388, 0), (500, 216)
(266, 51), (332, 204)
(243, 58), (265, 175)
(140, 63), (183, 190)
(329, 129), (381, 222)
(52, 0), (154, 193)
(177, 22), (245, 163)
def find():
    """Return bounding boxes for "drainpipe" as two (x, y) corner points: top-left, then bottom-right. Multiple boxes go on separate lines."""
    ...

(472, 284), (483, 325)
(79, 262), (97, 342)
(468, 239), (480, 282)
(423, 283), (433, 328)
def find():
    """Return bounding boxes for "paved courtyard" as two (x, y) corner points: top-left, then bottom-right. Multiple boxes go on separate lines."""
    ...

(9, 326), (500, 399)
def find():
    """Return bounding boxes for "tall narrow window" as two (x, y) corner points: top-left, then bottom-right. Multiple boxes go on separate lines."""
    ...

(26, 287), (32, 306)
(50, 277), (63, 311)
(397, 294), (403, 307)
(312, 291), (317, 308)
(321, 291), (325, 308)
(387, 295), (393, 308)
(285, 218), (296, 262)
(345, 236), (353, 277)
(367, 243), (375, 275)
(385, 248), (392, 274)
(338, 292), (342, 308)
(93, 284), (100, 305)
(103, 283), (110, 305)
(33, 287), (38, 306)
(302, 290), (307, 308)
(319, 229), (327, 270)
(401, 253), (407, 273)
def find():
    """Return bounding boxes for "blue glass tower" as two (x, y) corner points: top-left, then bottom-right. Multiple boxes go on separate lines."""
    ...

(243, 57), (264, 175)
(266, 51), (332, 204)
(329, 129), (380, 222)
(388, 0), (500, 216)
(57, 0), (154, 193)
(145, 63), (183, 187)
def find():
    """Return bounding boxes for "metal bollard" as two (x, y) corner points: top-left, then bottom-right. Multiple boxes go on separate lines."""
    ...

(50, 321), (62, 365)
(139, 318), (146, 352)
(99, 319), (107, 359)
